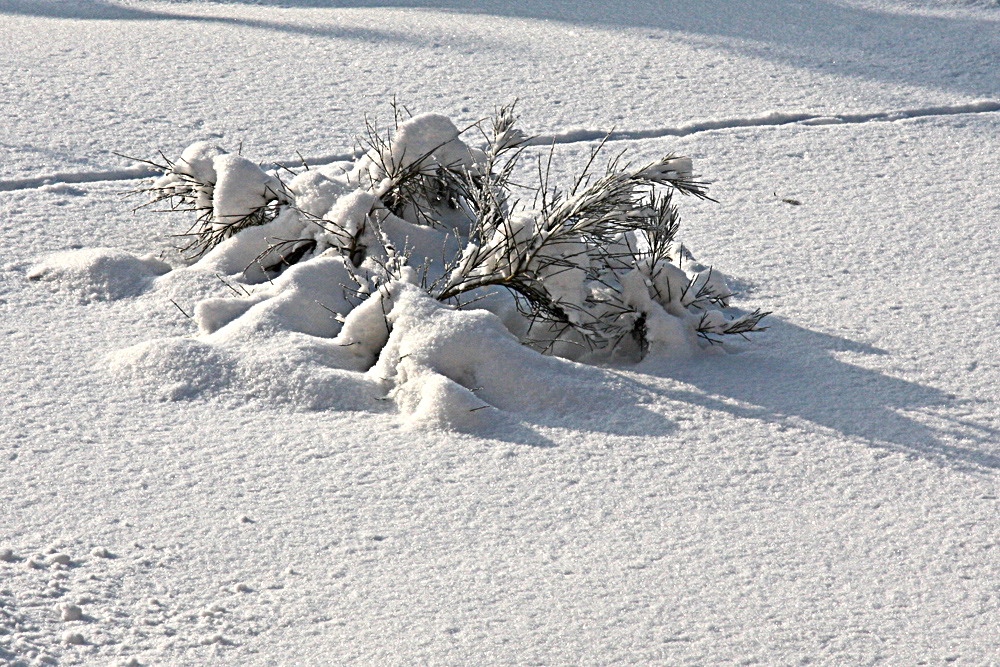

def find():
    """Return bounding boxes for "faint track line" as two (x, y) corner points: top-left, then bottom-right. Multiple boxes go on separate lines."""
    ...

(530, 100), (1000, 145)
(2, 100), (998, 193)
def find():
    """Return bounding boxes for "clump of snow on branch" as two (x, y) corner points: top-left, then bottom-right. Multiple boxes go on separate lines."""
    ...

(109, 103), (768, 426)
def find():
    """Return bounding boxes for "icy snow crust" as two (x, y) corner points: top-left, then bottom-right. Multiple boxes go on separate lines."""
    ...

(3, 1), (1000, 665)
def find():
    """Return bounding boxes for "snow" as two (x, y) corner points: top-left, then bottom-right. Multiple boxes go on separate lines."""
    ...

(194, 253), (354, 337)
(208, 154), (285, 226)
(2, 1), (1000, 665)
(350, 112), (476, 191)
(26, 248), (170, 302)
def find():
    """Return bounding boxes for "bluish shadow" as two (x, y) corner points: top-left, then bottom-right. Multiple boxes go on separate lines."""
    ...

(633, 318), (1000, 472)
(0, 0), (429, 44)
(88, 0), (999, 100)
(8, 1), (995, 98)
(440, 355), (680, 448)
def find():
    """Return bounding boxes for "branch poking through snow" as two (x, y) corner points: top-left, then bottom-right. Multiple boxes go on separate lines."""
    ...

(124, 102), (768, 362)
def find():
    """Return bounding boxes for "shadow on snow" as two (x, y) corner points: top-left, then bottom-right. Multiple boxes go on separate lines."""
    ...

(630, 317), (1000, 473)
(6, 0), (995, 98)
(0, 0), (432, 44)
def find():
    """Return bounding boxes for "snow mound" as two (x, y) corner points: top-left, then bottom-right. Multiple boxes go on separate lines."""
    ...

(108, 336), (239, 401)
(107, 276), (651, 429)
(372, 284), (652, 429)
(195, 252), (355, 338)
(109, 331), (383, 411)
(27, 248), (170, 302)
(92, 105), (768, 428)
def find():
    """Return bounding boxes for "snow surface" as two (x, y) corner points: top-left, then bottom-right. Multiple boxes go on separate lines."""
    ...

(2, 1), (1000, 665)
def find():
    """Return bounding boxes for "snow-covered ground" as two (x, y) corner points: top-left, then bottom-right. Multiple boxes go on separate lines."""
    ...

(2, 1), (999, 664)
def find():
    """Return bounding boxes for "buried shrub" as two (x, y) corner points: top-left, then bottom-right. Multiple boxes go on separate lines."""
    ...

(126, 103), (767, 362)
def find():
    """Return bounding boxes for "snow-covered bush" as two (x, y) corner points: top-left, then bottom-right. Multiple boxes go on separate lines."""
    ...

(129, 104), (767, 364)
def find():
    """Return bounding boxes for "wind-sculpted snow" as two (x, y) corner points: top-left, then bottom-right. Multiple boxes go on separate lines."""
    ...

(107, 277), (670, 432)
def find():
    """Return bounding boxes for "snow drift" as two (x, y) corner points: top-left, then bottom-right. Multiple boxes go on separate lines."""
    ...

(95, 105), (769, 427)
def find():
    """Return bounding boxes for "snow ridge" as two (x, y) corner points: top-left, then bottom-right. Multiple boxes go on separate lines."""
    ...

(2, 100), (997, 194)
